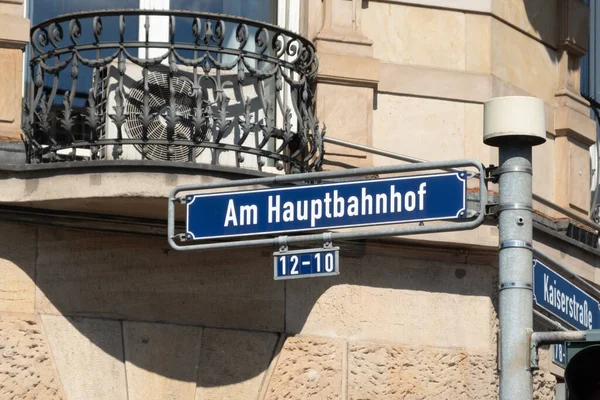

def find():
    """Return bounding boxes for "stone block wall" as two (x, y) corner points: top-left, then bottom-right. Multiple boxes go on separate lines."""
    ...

(311, 0), (595, 218)
(0, 220), (563, 399)
(0, 0), (591, 398)
(0, 314), (65, 399)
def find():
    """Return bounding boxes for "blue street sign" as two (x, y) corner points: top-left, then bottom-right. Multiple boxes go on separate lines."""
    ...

(533, 259), (600, 331)
(533, 259), (600, 368)
(274, 247), (340, 280)
(186, 172), (467, 241)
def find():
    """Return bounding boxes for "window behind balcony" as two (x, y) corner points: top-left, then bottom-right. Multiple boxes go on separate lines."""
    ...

(26, 0), (291, 169)
(27, 0), (277, 112)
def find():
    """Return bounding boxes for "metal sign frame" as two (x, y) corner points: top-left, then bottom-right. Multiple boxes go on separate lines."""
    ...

(167, 159), (487, 251)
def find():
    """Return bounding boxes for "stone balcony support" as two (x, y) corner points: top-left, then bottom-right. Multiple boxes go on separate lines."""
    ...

(309, 0), (380, 169)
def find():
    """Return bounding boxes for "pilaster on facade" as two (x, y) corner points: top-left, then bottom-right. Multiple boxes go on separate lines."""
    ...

(312, 0), (379, 169)
(554, 0), (596, 217)
(0, 0), (28, 141)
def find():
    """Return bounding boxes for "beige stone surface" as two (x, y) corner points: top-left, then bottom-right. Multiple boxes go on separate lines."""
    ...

(378, 62), (493, 103)
(533, 369), (557, 400)
(196, 328), (277, 400)
(41, 315), (127, 400)
(362, 3), (466, 70)
(0, 313), (65, 399)
(315, 0), (374, 58)
(556, 53), (583, 97)
(315, 39), (373, 59)
(0, 222), (36, 314)
(263, 336), (343, 400)
(555, 105), (597, 145)
(532, 135), (556, 203)
(0, 14), (28, 47)
(558, 0), (590, 54)
(0, 48), (23, 139)
(124, 321), (202, 400)
(304, 0), (325, 42)
(491, 72), (531, 99)
(0, 3), (24, 17)
(35, 227), (284, 332)
(555, 136), (591, 215)
(0, 170), (232, 206)
(466, 14), (492, 74)
(492, 0), (558, 47)
(464, 103), (498, 166)
(568, 138), (592, 214)
(286, 254), (496, 351)
(348, 342), (498, 399)
(387, 224), (499, 254)
(491, 18), (558, 104)
(317, 53), (379, 87)
(366, 0), (492, 13)
(373, 95), (465, 164)
(327, 0), (355, 31)
(317, 84), (373, 168)
(365, 239), (495, 266)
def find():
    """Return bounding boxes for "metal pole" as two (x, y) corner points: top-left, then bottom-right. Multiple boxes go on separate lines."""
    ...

(484, 97), (546, 400)
(497, 143), (534, 399)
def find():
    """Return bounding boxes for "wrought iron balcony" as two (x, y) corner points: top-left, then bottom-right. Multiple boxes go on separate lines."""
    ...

(23, 10), (324, 173)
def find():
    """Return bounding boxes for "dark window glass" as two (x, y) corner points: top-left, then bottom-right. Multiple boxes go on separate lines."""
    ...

(29, 1), (140, 114)
(26, 0), (277, 145)
(170, 0), (275, 23)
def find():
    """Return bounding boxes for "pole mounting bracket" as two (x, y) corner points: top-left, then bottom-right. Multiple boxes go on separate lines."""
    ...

(485, 165), (533, 184)
(278, 236), (289, 252)
(485, 164), (499, 183)
(322, 232), (333, 248)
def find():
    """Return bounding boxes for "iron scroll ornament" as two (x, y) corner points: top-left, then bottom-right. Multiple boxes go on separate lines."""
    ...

(24, 9), (324, 173)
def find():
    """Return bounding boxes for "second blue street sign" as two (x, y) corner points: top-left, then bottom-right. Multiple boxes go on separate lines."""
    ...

(185, 171), (467, 241)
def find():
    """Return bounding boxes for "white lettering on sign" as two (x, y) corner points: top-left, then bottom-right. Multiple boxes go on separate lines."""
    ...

(225, 183), (429, 228)
(224, 200), (258, 227)
(543, 273), (593, 329)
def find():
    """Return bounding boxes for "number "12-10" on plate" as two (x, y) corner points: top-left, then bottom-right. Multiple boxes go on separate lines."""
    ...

(273, 248), (340, 280)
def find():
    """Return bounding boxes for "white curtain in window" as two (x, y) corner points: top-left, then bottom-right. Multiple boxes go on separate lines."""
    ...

(139, 0), (170, 59)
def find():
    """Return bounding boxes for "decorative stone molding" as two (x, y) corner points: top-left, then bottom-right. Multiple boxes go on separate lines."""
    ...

(554, 0), (590, 115)
(0, 8), (28, 140)
(314, 0), (374, 58)
(558, 0), (589, 57)
(0, 14), (29, 49)
(553, 0), (594, 216)
(316, 53), (379, 88)
(555, 103), (596, 146)
(313, 0), (379, 168)
(0, 47), (24, 140)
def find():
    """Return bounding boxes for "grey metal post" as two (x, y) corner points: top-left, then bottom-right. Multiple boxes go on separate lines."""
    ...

(484, 97), (546, 400)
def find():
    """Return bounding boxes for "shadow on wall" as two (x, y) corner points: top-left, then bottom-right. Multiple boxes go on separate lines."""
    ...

(0, 221), (498, 396)
(522, 0), (571, 75)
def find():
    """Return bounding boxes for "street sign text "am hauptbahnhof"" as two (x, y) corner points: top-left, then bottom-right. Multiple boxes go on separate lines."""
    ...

(186, 172), (467, 241)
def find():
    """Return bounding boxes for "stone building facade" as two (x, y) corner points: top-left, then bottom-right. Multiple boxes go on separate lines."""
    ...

(0, 0), (597, 399)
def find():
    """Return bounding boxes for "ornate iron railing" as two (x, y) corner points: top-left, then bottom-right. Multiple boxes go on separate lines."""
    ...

(23, 10), (324, 173)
